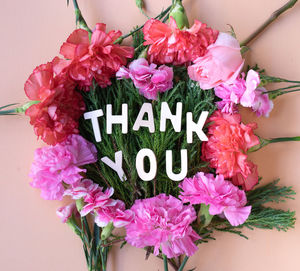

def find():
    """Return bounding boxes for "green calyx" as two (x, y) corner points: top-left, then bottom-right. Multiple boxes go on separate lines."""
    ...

(198, 203), (213, 228)
(169, 0), (189, 29)
(101, 222), (114, 240)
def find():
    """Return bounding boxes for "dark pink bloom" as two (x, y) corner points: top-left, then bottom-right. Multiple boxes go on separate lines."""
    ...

(30, 135), (97, 200)
(58, 24), (134, 90)
(179, 172), (251, 226)
(143, 17), (218, 65)
(202, 110), (259, 191)
(117, 58), (173, 100)
(125, 194), (200, 258)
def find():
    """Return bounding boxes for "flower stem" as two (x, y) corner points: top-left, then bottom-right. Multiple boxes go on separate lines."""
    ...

(178, 256), (189, 271)
(163, 255), (169, 271)
(114, 5), (172, 44)
(240, 0), (298, 47)
(249, 136), (300, 152)
(72, 0), (92, 33)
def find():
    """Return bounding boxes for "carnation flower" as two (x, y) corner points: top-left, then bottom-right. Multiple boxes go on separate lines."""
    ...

(116, 58), (173, 100)
(125, 194), (200, 258)
(188, 32), (244, 90)
(56, 203), (77, 223)
(30, 135), (97, 200)
(25, 62), (85, 145)
(65, 179), (133, 228)
(179, 172), (252, 226)
(252, 87), (274, 117)
(214, 70), (260, 113)
(201, 110), (259, 190)
(143, 17), (218, 65)
(58, 24), (134, 90)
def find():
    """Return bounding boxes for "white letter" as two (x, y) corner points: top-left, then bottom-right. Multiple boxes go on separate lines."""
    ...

(101, 151), (127, 182)
(166, 149), (188, 181)
(136, 149), (157, 181)
(84, 109), (104, 142)
(106, 104), (128, 134)
(160, 102), (182, 132)
(186, 111), (209, 143)
(133, 103), (155, 133)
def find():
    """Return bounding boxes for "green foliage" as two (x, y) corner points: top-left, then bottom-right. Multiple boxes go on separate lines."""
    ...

(79, 77), (216, 207)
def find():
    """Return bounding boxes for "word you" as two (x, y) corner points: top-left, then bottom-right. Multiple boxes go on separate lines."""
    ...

(84, 102), (209, 182)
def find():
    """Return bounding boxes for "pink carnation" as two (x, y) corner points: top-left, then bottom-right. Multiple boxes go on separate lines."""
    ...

(30, 135), (97, 200)
(188, 33), (244, 90)
(201, 110), (259, 191)
(252, 87), (274, 117)
(214, 70), (260, 113)
(117, 58), (173, 100)
(143, 17), (218, 65)
(65, 179), (133, 228)
(56, 203), (77, 223)
(57, 23), (134, 90)
(125, 194), (200, 258)
(179, 172), (251, 226)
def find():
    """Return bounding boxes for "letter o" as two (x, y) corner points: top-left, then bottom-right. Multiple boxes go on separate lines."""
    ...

(136, 149), (157, 181)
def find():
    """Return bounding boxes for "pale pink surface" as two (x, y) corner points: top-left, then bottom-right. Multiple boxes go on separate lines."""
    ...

(30, 135), (97, 200)
(125, 194), (200, 258)
(188, 32), (244, 89)
(117, 58), (173, 100)
(1, 1), (300, 271)
(179, 172), (251, 226)
(252, 87), (274, 117)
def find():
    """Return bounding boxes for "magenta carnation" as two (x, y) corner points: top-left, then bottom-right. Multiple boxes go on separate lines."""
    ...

(179, 172), (251, 226)
(252, 87), (274, 117)
(116, 58), (173, 100)
(30, 135), (97, 200)
(125, 194), (200, 258)
(65, 179), (133, 228)
(214, 69), (260, 114)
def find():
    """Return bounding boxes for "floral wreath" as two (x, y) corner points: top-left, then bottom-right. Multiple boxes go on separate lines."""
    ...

(1, 0), (299, 270)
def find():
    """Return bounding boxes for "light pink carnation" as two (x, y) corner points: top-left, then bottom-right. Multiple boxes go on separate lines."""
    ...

(65, 179), (133, 228)
(179, 172), (251, 226)
(116, 58), (173, 100)
(30, 135), (97, 200)
(252, 87), (274, 117)
(188, 32), (244, 90)
(214, 70), (260, 113)
(125, 194), (200, 258)
(56, 203), (76, 223)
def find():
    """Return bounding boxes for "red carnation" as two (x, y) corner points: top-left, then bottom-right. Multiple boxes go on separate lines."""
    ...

(201, 110), (259, 191)
(143, 17), (218, 65)
(57, 23), (134, 90)
(24, 62), (85, 145)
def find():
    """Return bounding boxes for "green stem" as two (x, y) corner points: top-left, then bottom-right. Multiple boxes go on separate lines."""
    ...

(72, 0), (92, 33)
(163, 255), (169, 271)
(114, 5), (172, 44)
(178, 256), (189, 271)
(249, 136), (300, 152)
(261, 75), (300, 84)
(240, 0), (298, 47)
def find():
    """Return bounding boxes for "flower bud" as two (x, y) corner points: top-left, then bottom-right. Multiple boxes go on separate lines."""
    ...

(169, 0), (189, 29)
(198, 203), (213, 228)
(76, 198), (85, 212)
(101, 222), (114, 240)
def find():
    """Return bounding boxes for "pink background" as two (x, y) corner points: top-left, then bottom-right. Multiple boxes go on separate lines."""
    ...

(1, 0), (300, 270)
